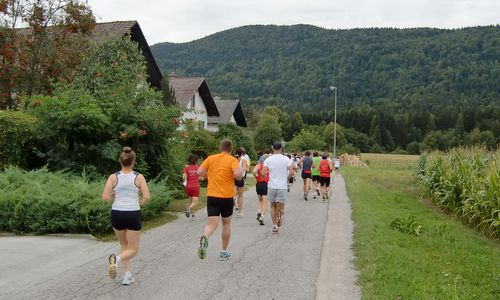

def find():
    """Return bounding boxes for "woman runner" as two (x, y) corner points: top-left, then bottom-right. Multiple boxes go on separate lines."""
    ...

(182, 154), (200, 221)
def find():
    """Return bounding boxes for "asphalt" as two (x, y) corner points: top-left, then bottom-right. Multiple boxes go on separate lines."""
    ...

(0, 174), (360, 300)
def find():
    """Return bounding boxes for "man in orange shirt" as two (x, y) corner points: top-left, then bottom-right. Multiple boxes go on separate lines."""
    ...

(197, 139), (242, 261)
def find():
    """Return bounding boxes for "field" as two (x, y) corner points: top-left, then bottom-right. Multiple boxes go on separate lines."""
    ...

(342, 153), (499, 299)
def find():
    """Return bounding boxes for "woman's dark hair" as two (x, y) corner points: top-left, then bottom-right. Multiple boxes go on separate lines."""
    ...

(313, 151), (319, 157)
(235, 147), (246, 157)
(321, 153), (328, 159)
(119, 147), (136, 167)
(188, 154), (199, 165)
(305, 151), (311, 156)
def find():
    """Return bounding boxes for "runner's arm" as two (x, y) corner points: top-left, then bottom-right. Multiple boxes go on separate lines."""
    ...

(197, 166), (208, 179)
(101, 174), (116, 202)
(252, 164), (259, 177)
(137, 174), (150, 205)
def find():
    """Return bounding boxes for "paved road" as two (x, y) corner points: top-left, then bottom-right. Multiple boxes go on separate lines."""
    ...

(0, 174), (360, 300)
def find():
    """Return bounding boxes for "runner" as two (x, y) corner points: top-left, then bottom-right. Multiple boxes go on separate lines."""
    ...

(252, 154), (269, 225)
(298, 151), (314, 201)
(286, 154), (294, 192)
(334, 156), (341, 175)
(102, 147), (150, 285)
(196, 139), (242, 261)
(182, 154), (200, 221)
(234, 147), (249, 217)
(263, 142), (294, 233)
(319, 153), (333, 202)
(311, 151), (322, 199)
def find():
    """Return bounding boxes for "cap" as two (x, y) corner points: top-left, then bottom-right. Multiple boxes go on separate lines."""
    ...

(272, 142), (282, 150)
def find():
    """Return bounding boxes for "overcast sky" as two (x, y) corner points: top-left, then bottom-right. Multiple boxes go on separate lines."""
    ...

(87, 0), (500, 45)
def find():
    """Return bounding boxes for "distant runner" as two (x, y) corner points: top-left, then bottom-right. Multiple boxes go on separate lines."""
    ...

(319, 153), (333, 202)
(334, 157), (341, 175)
(311, 151), (321, 199)
(264, 142), (294, 233)
(298, 151), (314, 201)
(252, 154), (270, 225)
(234, 147), (249, 217)
(182, 154), (200, 221)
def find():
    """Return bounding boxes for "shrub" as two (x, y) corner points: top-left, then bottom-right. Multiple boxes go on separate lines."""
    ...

(0, 167), (172, 235)
(0, 111), (37, 169)
(390, 215), (423, 236)
(338, 143), (360, 155)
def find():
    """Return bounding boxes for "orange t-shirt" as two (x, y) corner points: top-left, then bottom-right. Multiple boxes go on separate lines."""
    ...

(200, 152), (240, 198)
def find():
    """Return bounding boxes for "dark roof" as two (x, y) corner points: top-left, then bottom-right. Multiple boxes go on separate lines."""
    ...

(169, 77), (219, 116)
(15, 21), (163, 89)
(208, 99), (247, 127)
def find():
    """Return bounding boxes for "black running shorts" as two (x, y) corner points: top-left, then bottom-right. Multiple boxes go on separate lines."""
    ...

(320, 176), (331, 187)
(111, 210), (141, 231)
(312, 175), (320, 182)
(301, 170), (312, 179)
(235, 178), (245, 188)
(255, 182), (268, 196)
(207, 196), (234, 218)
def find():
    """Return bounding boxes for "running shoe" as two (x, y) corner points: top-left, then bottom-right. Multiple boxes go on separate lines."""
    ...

(256, 212), (262, 222)
(191, 214), (196, 221)
(184, 206), (191, 218)
(316, 189), (321, 196)
(313, 194), (317, 199)
(235, 205), (239, 211)
(197, 235), (208, 259)
(322, 196), (326, 203)
(304, 193), (308, 201)
(122, 272), (135, 285)
(108, 254), (118, 279)
(219, 251), (232, 261)
(272, 225), (279, 234)
(259, 215), (265, 226)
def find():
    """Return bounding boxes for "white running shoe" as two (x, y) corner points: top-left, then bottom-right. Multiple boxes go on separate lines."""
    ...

(122, 272), (135, 285)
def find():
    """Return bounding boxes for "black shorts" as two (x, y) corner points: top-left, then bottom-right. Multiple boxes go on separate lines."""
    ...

(256, 182), (268, 196)
(301, 170), (312, 179)
(235, 178), (245, 188)
(111, 210), (141, 231)
(312, 175), (320, 182)
(207, 196), (234, 218)
(320, 177), (331, 187)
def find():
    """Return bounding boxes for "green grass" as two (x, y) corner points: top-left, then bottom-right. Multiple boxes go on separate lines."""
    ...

(343, 154), (499, 299)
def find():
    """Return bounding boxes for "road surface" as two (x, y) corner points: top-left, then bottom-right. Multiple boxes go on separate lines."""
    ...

(0, 174), (360, 300)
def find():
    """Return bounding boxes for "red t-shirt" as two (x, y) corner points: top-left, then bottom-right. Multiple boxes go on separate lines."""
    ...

(319, 160), (331, 178)
(183, 165), (200, 188)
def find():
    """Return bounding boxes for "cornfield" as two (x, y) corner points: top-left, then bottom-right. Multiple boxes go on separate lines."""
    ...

(416, 146), (499, 239)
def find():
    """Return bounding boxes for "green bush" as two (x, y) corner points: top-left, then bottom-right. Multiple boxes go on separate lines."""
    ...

(0, 111), (37, 169)
(0, 167), (172, 235)
(338, 143), (360, 155)
(416, 147), (499, 239)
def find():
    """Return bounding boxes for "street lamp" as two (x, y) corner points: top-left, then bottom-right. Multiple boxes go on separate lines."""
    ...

(329, 86), (337, 159)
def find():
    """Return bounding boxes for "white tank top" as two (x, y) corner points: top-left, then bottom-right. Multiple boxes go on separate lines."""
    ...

(112, 171), (140, 211)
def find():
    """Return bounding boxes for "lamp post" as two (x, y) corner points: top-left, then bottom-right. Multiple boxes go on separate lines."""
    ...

(329, 86), (337, 159)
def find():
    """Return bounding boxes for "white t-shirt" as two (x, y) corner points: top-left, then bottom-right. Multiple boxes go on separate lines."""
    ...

(334, 159), (340, 168)
(264, 154), (292, 189)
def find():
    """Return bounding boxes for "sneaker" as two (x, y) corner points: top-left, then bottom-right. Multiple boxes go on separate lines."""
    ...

(122, 272), (135, 285)
(322, 196), (326, 203)
(326, 193), (329, 200)
(219, 251), (232, 261)
(108, 254), (118, 279)
(272, 225), (279, 234)
(257, 212), (262, 222)
(316, 189), (321, 196)
(197, 235), (208, 259)
(184, 206), (191, 218)
(258, 216), (265, 225)
(191, 214), (196, 221)
(277, 217), (282, 228)
(287, 186), (290, 192)
(235, 205), (239, 211)
(304, 193), (308, 201)
(313, 194), (317, 199)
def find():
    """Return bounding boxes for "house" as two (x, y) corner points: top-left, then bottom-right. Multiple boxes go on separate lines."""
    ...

(168, 75), (219, 129)
(16, 20), (163, 90)
(207, 98), (247, 132)
(89, 21), (163, 89)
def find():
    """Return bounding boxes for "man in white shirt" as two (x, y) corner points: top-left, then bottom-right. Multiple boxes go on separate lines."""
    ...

(263, 142), (294, 234)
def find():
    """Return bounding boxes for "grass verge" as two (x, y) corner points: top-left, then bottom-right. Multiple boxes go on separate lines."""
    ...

(343, 153), (499, 299)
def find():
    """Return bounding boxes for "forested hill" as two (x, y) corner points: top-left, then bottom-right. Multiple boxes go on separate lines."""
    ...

(152, 25), (500, 110)
(151, 25), (500, 151)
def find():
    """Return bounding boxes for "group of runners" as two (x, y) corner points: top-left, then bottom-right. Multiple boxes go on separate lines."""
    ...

(102, 141), (340, 285)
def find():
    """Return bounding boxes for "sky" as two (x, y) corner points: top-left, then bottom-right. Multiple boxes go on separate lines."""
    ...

(87, 0), (500, 45)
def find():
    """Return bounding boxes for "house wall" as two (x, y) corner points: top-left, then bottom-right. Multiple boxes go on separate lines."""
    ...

(207, 116), (237, 132)
(182, 91), (208, 129)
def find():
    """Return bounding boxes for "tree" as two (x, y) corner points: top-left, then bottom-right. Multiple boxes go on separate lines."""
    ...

(216, 123), (256, 159)
(253, 114), (282, 151)
(0, 0), (95, 108)
(287, 129), (326, 152)
(283, 112), (304, 141)
(160, 75), (176, 106)
(323, 122), (347, 151)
